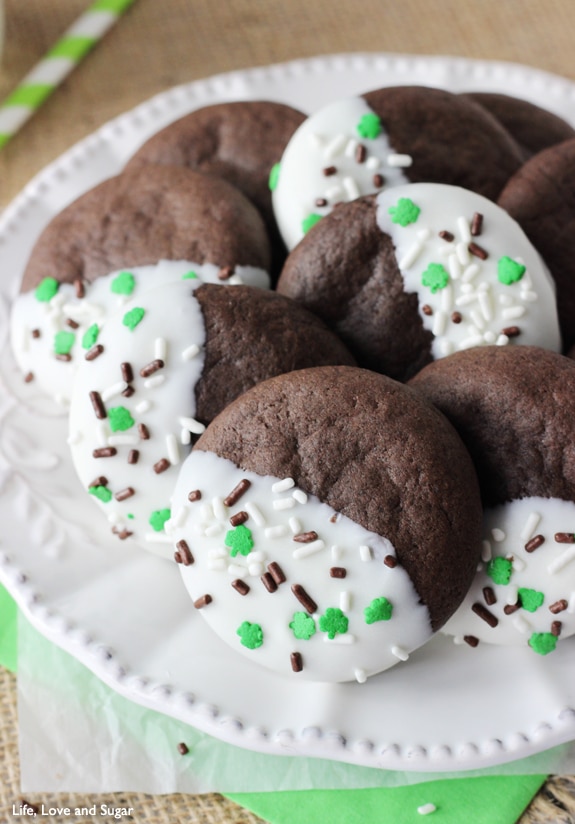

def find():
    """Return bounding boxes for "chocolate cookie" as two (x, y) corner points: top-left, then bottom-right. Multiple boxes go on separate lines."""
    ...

(170, 365), (483, 682)
(498, 138), (575, 350)
(462, 92), (575, 159)
(410, 345), (575, 654)
(20, 164), (271, 293)
(272, 86), (524, 249)
(277, 183), (561, 381)
(125, 101), (306, 277)
(68, 278), (355, 554)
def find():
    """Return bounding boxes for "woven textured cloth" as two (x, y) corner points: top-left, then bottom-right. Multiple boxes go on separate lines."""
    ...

(2, 1), (575, 821)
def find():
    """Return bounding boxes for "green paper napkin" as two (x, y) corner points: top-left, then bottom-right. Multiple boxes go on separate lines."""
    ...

(0, 584), (17, 672)
(1, 585), (547, 823)
(228, 775), (546, 824)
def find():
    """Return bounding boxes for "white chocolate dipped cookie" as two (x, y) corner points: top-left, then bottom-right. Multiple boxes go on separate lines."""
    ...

(169, 366), (483, 682)
(278, 183), (561, 381)
(271, 85), (523, 250)
(68, 278), (355, 555)
(411, 346), (575, 656)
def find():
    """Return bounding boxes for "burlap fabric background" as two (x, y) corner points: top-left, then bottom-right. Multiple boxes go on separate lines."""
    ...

(2, 1), (575, 821)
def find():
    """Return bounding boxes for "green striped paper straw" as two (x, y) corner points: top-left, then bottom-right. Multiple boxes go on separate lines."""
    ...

(0, 0), (137, 149)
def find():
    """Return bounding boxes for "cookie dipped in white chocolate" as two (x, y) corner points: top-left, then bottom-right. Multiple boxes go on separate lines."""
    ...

(170, 450), (433, 683)
(11, 259), (269, 406)
(271, 97), (411, 250)
(443, 497), (575, 655)
(375, 183), (561, 358)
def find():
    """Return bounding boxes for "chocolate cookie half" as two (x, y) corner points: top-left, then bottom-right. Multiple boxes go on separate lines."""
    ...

(170, 365), (483, 682)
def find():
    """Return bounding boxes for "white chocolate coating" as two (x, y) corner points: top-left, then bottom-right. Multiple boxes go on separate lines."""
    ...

(443, 497), (575, 653)
(272, 96), (410, 250)
(11, 259), (269, 406)
(68, 277), (209, 557)
(170, 450), (433, 683)
(375, 183), (562, 357)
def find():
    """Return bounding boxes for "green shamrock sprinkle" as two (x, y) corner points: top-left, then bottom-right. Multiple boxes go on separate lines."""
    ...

(302, 213), (323, 234)
(111, 270), (136, 295)
(53, 330), (75, 355)
(289, 611), (316, 640)
(268, 162), (281, 191)
(149, 508), (171, 532)
(237, 621), (264, 650)
(356, 112), (382, 139)
(319, 607), (349, 640)
(528, 632), (557, 656)
(127, 513), (134, 520)
(518, 588), (544, 613)
(421, 262), (449, 293)
(388, 197), (421, 227)
(364, 596), (393, 624)
(498, 256), (526, 285)
(81, 323), (99, 350)
(107, 406), (135, 432)
(89, 485), (112, 503)
(182, 270), (199, 280)
(35, 276), (59, 302)
(486, 556), (513, 585)
(225, 524), (254, 557)
(122, 307), (145, 331)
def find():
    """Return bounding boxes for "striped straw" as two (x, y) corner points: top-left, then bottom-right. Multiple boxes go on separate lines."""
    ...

(0, 0), (137, 149)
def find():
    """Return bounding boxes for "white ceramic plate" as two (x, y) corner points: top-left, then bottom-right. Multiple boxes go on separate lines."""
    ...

(2, 53), (575, 773)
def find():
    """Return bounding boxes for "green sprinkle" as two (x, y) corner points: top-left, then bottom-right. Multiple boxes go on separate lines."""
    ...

(81, 323), (100, 349)
(122, 307), (145, 331)
(268, 162), (281, 191)
(486, 556), (513, 585)
(53, 330), (75, 355)
(89, 485), (112, 503)
(225, 524), (254, 557)
(111, 270), (136, 295)
(319, 607), (349, 640)
(182, 270), (199, 280)
(364, 596), (393, 624)
(388, 197), (421, 227)
(289, 611), (316, 640)
(528, 632), (557, 656)
(302, 213), (322, 234)
(498, 256), (526, 285)
(35, 276), (59, 302)
(107, 406), (135, 432)
(127, 513), (134, 520)
(237, 621), (264, 650)
(149, 508), (171, 532)
(356, 112), (382, 139)
(518, 588), (544, 612)
(422, 262), (449, 293)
